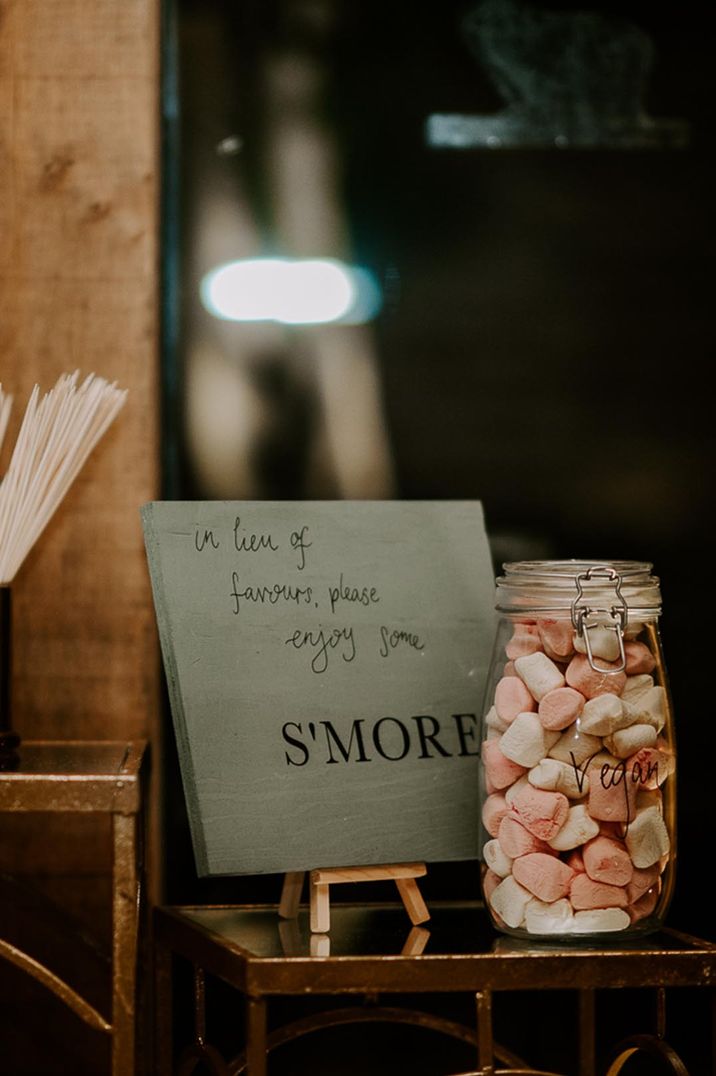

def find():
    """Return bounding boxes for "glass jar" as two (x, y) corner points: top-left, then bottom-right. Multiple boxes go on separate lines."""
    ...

(479, 560), (675, 940)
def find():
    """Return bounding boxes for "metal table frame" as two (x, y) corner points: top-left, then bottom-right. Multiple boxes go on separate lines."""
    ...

(153, 901), (716, 1076)
(0, 739), (147, 1074)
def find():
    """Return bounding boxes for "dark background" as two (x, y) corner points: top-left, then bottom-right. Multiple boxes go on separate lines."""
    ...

(162, 0), (715, 1069)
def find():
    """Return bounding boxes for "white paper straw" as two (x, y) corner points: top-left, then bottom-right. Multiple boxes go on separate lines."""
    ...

(0, 373), (128, 582)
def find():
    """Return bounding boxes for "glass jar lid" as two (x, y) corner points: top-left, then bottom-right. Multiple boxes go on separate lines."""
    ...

(495, 559), (661, 618)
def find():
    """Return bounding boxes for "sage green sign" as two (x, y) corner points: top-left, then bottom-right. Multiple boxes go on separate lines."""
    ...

(141, 500), (495, 876)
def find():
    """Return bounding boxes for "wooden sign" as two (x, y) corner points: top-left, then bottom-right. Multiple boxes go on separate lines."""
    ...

(141, 500), (495, 876)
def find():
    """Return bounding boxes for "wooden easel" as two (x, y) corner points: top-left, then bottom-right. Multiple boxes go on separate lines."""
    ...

(279, 862), (431, 934)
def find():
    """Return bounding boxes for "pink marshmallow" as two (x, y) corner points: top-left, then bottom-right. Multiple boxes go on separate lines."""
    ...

(511, 784), (570, 841)
(565, 654), (627, 699)
(482, 793), (510, 838)
(628, 883), (660, 923)
(537, 619), (575, 661)
(482, 738), (528, 790)
(494, 676), (537, 722)
(505, 624), (542, 660)
(628, 746), (673, 790)
(503, 660), (517, 677)
(566, 849), (586, 873)
(626, 864), (660, 904)
(583, 836), (634, 887)
(497, 814), (552, 858)
(538, 686), (585, 731)
(512, 852), (575, 903)
(570, 873), (629, 910)
(624, 641), (657, 675)
(587, 760), (638, 823)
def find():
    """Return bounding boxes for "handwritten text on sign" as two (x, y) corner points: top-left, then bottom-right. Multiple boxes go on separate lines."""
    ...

(142, 500), (495, 875)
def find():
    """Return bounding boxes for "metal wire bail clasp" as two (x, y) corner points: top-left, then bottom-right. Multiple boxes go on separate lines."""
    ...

(571, 565), (628, 674)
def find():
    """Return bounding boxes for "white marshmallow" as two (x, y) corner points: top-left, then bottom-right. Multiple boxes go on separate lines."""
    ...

(549, 724), (602, 766)
(624, 686), (667, 733)
(483, 838), (513, 878)
(529, 757), (589, 798)
(578, 693), (631, 736)
(524, 897), (575, 934)
(574, 625), (621, 662)
(625, 805), (671, 868)
(484, 705), (510, 734)
(605, 723), (657, 759)
(514, 652), (566, 702)
(571, 908), (630, 933)
(500, 713), (560, 769)
(547, 803), (600, 851)
(489, 875), (532, 929)
(622, 674), (655, 702)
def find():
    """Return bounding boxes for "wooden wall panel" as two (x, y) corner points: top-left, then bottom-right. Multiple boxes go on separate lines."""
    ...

(0, 0), (162, 989)
(0, 0), (160, 740)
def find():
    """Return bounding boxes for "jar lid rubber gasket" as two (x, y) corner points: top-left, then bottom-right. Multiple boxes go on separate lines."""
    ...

(495, 559), (662, 617)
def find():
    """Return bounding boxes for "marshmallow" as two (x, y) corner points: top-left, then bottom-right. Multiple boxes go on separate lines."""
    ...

(525, 897), (575, 934)
(538, 686), (585, 731)
(578, 693), (631, 736)
(625, 805), (670, 868)
(497, 814), (552, 858)
(483, 838), (513, 878)
(582, 836), (633, 887)
(574, 625), (621, 662)
(495, 676), (537, 722)
(628, 884), (660, 923)
(566, 654), (627, 699)
(529, 757), (589, 798)
(505, 624), (542, 660)
(547, 803), (600, 851)
(548, 724), (602, 766)
(622, 674), (655, 702)
(566, 848), (586, 873)
(503, 660), (517, 677)
(624, 641), (657, 675)
(628, 746), (673, 790)
(482, 793), (510, 838)
(504, 774), (531, 807)
(570, 873), (628, 910)
(623, 686), (667, 732)
(483, 868), (502, 903)
(482, 738), (528, 790)
(484, 705), (510, 735)
(511, 784), (570, 840)
(515, 652), (566, 701)
(489, 875), (532, 928)
(605, 723), (657, 759)
(513, 852), (575, 902)
(499, 712), (560, 768)
(626, 864), (660, 904)
(587, 759), (638, 823)
(571, 908), (630, 933)
(537, 619), (575, 662)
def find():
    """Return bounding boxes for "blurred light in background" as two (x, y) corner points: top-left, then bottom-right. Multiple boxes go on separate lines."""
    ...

(200, 257), (382, 325)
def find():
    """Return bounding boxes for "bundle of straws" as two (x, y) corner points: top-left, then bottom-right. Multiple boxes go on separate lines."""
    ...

(0, 371), (128, 584)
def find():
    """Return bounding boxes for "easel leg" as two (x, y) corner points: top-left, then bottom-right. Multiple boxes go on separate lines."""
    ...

(278, 871), (305, 918)
(310, 882), (330, 933)
(395, 877), (430, 925)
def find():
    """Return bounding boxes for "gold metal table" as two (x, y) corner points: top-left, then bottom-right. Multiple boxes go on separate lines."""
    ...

(0, 739), (147, 1075)
(154, 901), (716, 1076)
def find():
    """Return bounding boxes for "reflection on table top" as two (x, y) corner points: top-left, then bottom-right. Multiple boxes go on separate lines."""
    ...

(156, 901), (716, 995)
(0, 740), (146, 812)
